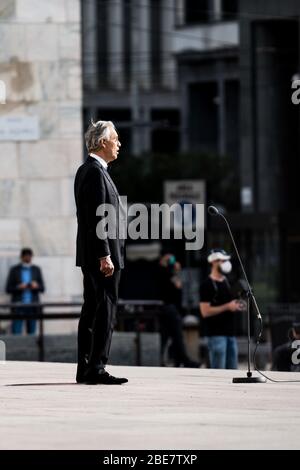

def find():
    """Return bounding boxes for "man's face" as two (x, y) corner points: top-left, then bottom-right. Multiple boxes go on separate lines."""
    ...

(101, 129), (121, 162)
(217, 260), (224, 271)
(212, 260), (222, 270)
(211, 260), (227, 274)
(21, 254), (32, 264)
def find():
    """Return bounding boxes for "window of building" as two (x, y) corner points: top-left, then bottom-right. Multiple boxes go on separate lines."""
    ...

(151, 109), (180, 153)
(151, 0), (162, 86)
(96, 0), (109, 87)
(96, 109), (132, 154)
(188, 82), (218, 154)
(221, 0), (238, 21)
(123, 0), (132, 87)
(185, 0), (211, 25)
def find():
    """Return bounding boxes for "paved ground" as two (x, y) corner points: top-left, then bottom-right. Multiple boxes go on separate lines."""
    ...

(1, 361), (300, 450)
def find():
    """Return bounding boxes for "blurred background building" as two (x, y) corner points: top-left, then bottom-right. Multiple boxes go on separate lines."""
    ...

(1, 0), (300, 355)
(82, 0), (179, 156)
(81, 0), (300, 309)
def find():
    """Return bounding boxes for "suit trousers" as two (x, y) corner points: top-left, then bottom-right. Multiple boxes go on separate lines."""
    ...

(77, 266), (121, 372)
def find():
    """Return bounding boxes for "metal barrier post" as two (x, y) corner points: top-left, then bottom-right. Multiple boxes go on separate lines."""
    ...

(37, 304), (44, 362)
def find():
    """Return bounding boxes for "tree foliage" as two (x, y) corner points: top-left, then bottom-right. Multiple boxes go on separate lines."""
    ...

(111, 152), (240, 210)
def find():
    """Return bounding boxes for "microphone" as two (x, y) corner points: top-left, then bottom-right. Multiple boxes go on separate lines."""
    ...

(207, 205), (219, 216)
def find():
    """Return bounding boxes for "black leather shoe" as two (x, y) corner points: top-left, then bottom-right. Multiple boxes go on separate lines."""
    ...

(182, 359), (200, 368)
(174, 358), (200, 368)
(84, 371), (128, 385)
(76, 372), (86, 384)
(76, 364), (87, 383)
(76, 355), (89, 383)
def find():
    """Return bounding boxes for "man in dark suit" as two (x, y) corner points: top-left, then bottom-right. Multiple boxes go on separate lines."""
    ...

(74, 120), (127, 385)
(6, 248), (45, 335)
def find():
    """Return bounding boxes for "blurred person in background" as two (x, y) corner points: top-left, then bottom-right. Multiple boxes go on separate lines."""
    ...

(6, 248), (45, 335)
(159, 253), (200, 368)
(272, 323), (300, 372)
(199, 249), (243, 369)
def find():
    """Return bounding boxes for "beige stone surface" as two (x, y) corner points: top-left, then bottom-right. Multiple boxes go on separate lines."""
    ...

(32, 255), (81, 299)
(58, 24), (81, 61)
(0, 143), (18, 178)
(21, 217), (76, 256)
(0, 219), (20, 255)
(0, 0), (82, 303)
(58, 102), (82, 137)
(27, 180), (62, 217)
(0, 24), (27, 62)
(0, 362), (300, 450)
(65, 0), (81, 23)
(0, 179), (29, 217)
(19, 141), (70, 178)
(24, 25), (59, 62)
(15, 0), (67, 23)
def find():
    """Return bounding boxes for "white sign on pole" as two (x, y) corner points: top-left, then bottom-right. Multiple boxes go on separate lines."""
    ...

(241, 186), (253, 207)
(164, 180), (206, 230)
(0, 116), (40, 141)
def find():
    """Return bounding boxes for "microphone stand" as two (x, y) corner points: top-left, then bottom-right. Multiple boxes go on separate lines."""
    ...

(208, 207), (266, 383)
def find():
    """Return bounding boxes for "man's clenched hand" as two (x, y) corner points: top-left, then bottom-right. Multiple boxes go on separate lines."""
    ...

(100, 256), (114, 277)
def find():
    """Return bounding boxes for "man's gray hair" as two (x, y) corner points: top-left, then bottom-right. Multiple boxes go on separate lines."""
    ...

(85, 119), (116, 153)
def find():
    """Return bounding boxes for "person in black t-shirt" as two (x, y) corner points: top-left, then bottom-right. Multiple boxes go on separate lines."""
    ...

(199, 249), (243, 369)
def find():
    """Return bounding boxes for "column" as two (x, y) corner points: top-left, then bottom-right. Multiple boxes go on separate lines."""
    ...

(213, 0), (222, 22)
(108, 0), (124, 90)
(131, 0), (151, 155)
(161, 0), (177, 90)
(82, 0), (98, 90)
(136, 0), (151, 90)
(175, 0), (185, 26)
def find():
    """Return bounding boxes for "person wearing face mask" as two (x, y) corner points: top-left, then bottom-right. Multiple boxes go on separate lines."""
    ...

(199, 249), (243, 369)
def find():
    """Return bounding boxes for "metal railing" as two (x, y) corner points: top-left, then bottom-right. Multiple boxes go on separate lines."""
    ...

(0, 300), (164, 365)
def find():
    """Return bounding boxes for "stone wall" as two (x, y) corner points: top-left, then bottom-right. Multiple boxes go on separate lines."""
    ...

(0, 0), (83, 333)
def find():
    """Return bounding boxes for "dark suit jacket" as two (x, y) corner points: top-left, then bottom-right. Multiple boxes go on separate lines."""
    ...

(74, 156), (125, 269)
(6, 264), (45, 303)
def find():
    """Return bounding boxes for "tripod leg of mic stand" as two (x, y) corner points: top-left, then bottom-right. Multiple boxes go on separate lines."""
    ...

(232, 376), (266, 383)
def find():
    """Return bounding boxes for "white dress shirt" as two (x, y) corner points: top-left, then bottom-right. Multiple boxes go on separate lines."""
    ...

(89, 153), (108, 170)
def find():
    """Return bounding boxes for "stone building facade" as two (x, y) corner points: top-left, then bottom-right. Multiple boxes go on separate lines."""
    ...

(0, 0), (83, 332)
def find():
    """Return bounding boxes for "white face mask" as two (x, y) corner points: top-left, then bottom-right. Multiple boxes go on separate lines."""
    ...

(220, 260), (232, 274)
